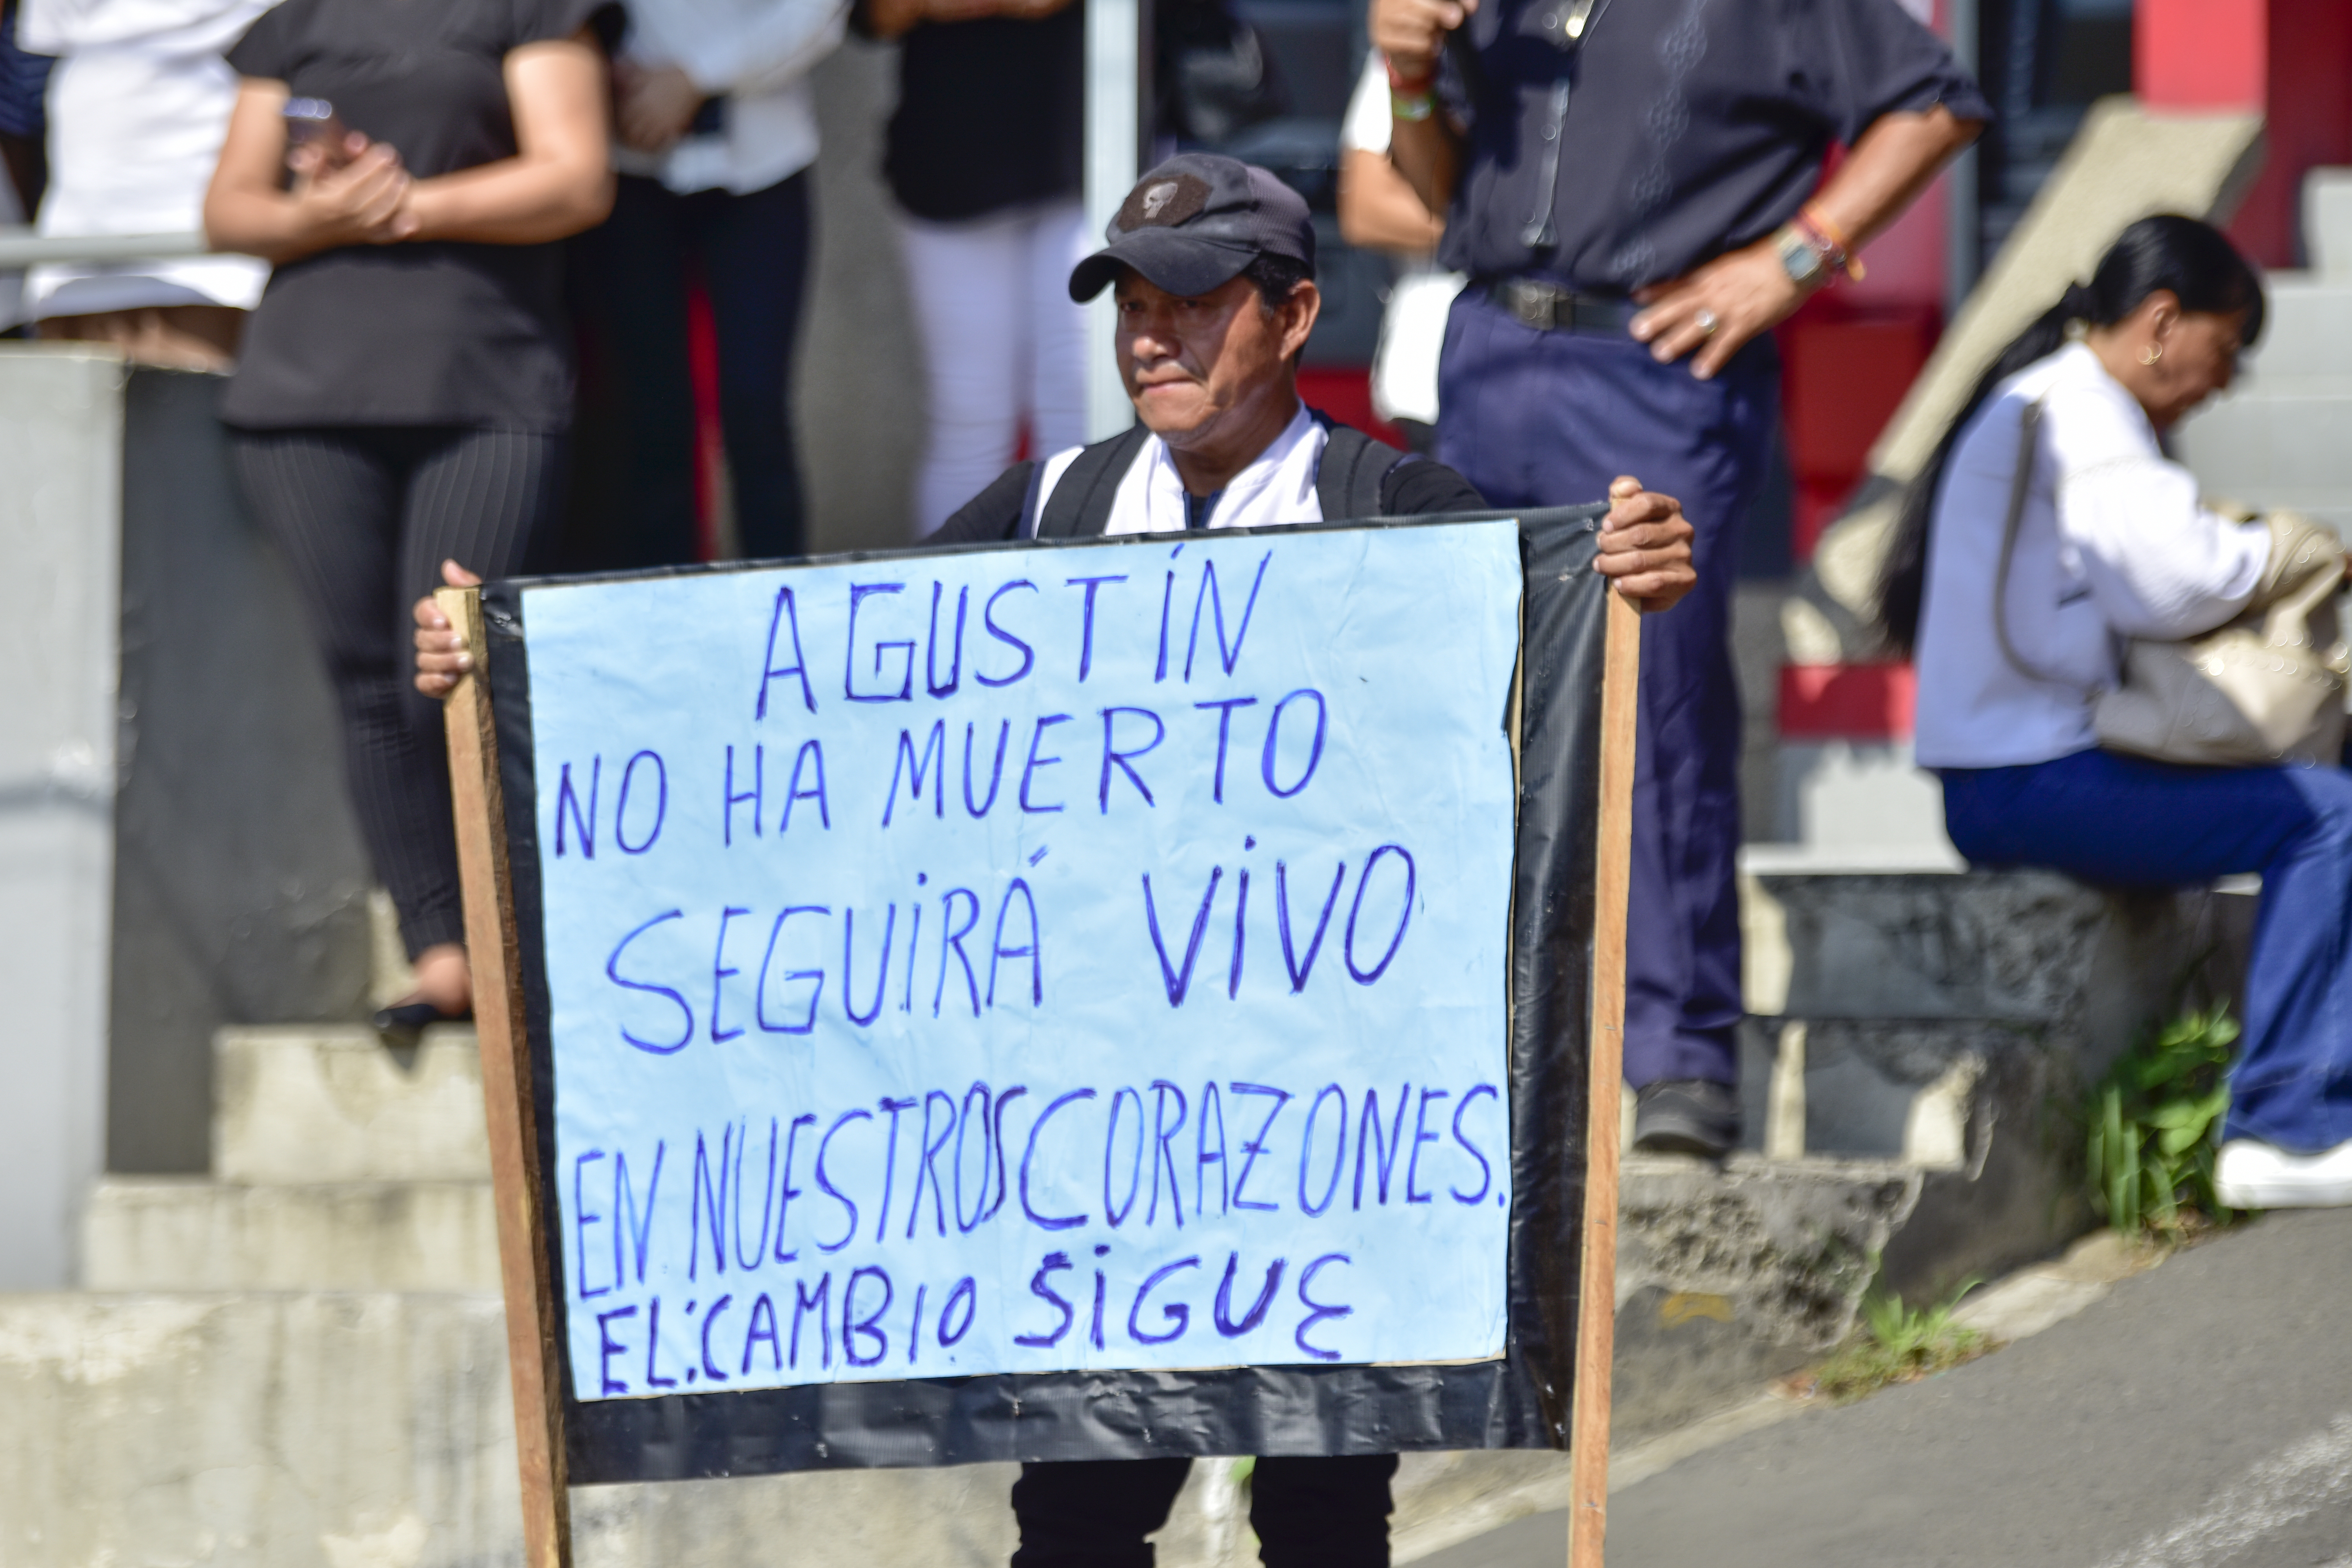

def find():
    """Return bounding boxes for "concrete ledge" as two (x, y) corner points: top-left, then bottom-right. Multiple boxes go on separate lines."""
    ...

(81, 1178), (498, 1292)
(215, 1025), (488, 1185)
(0, 1292), (522, 1568)
(12, 1151), (1940, 1567)
(1614, 1154), (1917, 1443)
(0, 1290), (1031, 1568)
(1760, 869), (2109, 1024)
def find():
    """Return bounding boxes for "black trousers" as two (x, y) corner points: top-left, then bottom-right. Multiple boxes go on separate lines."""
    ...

(566, 169), (811, 567)
(231, 425), (565, 958)
(1010, 1455), (1399, 1568)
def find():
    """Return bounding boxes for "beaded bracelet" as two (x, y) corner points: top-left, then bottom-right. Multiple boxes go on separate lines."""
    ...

(1794, 205), (1866, 281)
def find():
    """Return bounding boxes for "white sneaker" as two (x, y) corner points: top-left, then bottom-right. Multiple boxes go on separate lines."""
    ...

(2215, 1138), (2352, 1209)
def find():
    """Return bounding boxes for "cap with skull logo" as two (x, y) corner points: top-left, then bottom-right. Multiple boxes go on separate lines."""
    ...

(1067, 153), (1316, 303)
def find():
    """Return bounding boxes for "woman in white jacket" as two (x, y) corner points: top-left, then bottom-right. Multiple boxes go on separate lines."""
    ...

(1882, 215), (2352, 1210)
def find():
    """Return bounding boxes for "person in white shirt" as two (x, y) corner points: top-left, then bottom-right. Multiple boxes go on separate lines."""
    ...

(564, 0), (845, 566)
(1335, 48), (1462, 453)
(854, 0), (1089, 539)
(16, 0), (276, 369)
(1882, 214), (2352, 1210)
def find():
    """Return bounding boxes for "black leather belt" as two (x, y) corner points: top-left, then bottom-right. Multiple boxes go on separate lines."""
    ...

(1488, 278), (1641, 335)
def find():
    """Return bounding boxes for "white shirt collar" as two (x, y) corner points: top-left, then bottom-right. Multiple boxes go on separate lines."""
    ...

(1103, 403), (1328, 535)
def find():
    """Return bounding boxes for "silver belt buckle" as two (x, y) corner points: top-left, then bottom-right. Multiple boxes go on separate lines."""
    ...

(1504, 278), (1567, 330)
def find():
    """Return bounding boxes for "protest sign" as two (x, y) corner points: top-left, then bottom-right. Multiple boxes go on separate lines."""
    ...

(441, 506), (1636, 1568)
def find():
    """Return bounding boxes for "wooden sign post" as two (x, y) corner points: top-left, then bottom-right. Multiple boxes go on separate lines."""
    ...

(440, 585), (573, 1568)
(438, 512), (1637, 1568)
(1571, 591), (1640, 1567)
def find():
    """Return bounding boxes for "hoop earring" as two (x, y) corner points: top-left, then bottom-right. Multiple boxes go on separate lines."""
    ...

(2140, 343), (2164, 365)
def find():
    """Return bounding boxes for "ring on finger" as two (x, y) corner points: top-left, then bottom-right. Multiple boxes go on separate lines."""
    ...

(1693, 308), (1719, 337)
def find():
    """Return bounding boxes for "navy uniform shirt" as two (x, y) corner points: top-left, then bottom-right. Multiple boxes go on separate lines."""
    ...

(1436, 0), (1989, 291)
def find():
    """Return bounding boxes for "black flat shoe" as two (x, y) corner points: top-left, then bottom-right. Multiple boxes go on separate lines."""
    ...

(372, 999), (472, 1032)
(1633, 1079), (1741, 1158)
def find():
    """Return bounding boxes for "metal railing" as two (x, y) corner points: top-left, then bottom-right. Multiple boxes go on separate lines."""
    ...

(0, 228), (218, 268)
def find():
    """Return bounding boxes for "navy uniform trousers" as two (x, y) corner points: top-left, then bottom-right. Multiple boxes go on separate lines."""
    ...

(1012, 294), (1775, 1565)
(1438, 288), (1780, 1090)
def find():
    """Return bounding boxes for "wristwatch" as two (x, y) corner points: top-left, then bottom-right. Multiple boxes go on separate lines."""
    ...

(1777, 226), (1826, 288)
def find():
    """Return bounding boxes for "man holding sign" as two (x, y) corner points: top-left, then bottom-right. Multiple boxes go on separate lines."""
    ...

(413, 155), (1693, 1567)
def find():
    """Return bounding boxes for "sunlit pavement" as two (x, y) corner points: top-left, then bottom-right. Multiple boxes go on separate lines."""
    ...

(1419, 1207), (2352, 1568)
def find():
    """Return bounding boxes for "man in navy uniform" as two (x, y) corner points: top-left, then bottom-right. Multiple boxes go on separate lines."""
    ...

(1374, 0), (1989, 1155)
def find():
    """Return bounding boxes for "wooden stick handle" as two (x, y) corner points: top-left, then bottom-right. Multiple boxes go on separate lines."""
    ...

(1569, 590), (1641, 1568)
(439, 586), (573, 1568)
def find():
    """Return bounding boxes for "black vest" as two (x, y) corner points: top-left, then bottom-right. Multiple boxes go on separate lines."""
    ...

(1022, 419), (1414, 538)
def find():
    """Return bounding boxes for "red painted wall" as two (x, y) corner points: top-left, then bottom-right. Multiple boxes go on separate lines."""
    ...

(2238, 0), (2352, 267)
(2136, 0), (2267, 109)
(2137, 0), (2352, 269)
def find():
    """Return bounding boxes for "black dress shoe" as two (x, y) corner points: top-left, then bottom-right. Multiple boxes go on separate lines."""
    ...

(372, 999), (470, 1032)
(1633, 1079), (1740, 1157)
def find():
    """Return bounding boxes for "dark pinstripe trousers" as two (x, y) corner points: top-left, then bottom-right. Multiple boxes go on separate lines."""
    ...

(232, 426), (565, 960)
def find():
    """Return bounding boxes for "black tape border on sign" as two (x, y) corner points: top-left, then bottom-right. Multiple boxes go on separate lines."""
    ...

(479, 504), (1611, 1483)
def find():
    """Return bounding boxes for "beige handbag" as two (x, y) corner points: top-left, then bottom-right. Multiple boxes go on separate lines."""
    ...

(1994, 400), (2350, 767)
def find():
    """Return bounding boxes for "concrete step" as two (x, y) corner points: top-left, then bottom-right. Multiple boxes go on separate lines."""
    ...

(2174, 272), (2352, 528)
(216, 1024), (488, 1185)
(1744, 866), (2248, 1041)
(1737, 862), (2257, 1299)
(1612, 1153), (1917, 1439)
(81, 1177), (498, 1292)
(2175, 386), (2352, 531)
(0, 1289), (1043, 1568)
(2304, 167), (2352, 275)
(1749, 866), (2107, 1024)
(2227, 274), (2352, 377)
(11, 1150), (1929, 1567)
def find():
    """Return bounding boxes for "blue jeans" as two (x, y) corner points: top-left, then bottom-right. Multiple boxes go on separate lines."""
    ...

(1438, 289), (1780, 1089)
(1943, 749), (2352, 1152)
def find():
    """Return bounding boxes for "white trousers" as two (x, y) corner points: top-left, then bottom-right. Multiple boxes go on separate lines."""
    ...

(897, 198), (1093, 537)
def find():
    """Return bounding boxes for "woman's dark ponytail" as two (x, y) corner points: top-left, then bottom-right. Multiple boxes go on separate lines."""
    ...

(1874, 216), (2266, 653)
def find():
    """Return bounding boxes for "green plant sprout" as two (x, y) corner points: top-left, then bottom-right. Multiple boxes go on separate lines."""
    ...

(2085, 1003), (2243, 1236)
(1810, 1278), (1991, 1403)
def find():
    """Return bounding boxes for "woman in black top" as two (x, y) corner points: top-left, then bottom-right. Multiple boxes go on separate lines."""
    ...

(205, 0), (616, 1026)
(856, 0), (1089, 537)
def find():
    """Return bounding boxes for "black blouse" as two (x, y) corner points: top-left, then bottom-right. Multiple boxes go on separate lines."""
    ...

(221, 0), (614, 431)
(881, 11), (1084, 224)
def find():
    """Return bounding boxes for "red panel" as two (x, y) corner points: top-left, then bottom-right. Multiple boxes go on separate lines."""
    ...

(1778, 302), (1937, 559)
(1296, 367), (1408, 450)
(2136, 0), (2267, 110)
(1779, 663), (1916, 740)
(1841, 173), (1948, 314)
(1783, 315), (1936, 481)
(686, 281), (724, 563)
(1793, 478), (1855, 565)
(2226, 0), (2352, 269)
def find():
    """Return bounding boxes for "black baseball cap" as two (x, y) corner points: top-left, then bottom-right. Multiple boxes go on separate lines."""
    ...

(1068, 153), (1316, 303)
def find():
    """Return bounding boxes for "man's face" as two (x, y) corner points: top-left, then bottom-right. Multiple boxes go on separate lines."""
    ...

(1113, 269), (1320, 447)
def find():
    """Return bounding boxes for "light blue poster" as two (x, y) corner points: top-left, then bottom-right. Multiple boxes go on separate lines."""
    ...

(525, 520), (1523, 1401)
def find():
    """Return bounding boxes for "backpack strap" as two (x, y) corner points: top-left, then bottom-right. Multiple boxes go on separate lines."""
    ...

(1035, 423), (1154, 538)
(1311, 416), (1413, 520)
